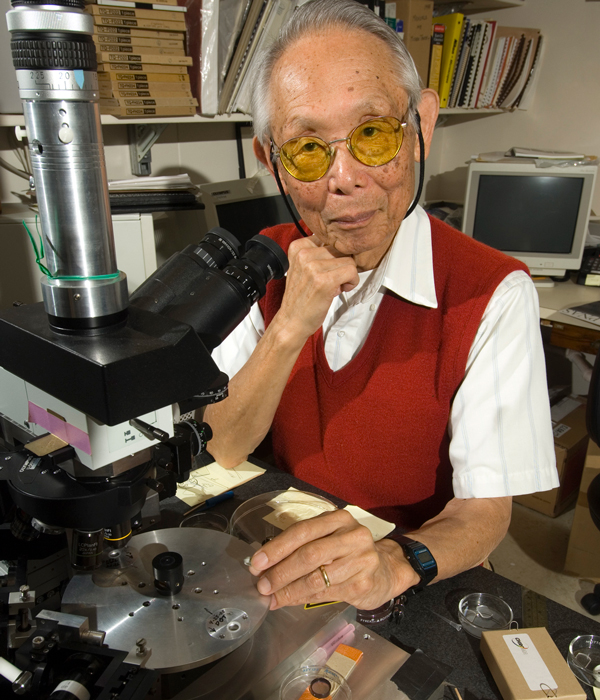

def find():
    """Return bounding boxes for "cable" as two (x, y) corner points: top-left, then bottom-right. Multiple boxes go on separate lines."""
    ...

(0, 155), (30, 180)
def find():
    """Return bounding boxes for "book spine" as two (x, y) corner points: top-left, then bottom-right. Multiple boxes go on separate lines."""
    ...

(93, 35), (184, 48)
(97, 51), (192, 65)
(99, 79), (192, 92)
(96, 44), (185, 55)
(101, 104), (197, 116)
(88, 5), (185, 22)
(428, 24), (444, 93)
(98, 68), (190, 79)
(109, 96), (198, 106)
(94, 25), (184, 39)
(91, 15), (186, 30)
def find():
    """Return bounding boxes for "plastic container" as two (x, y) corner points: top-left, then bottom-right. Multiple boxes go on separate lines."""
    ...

(229, 490), (337, 546)
(280, 666), (351, 700)
(568, 635), (600, 687)
(457, 593), (513, 638)
(179, 511), (229, 531)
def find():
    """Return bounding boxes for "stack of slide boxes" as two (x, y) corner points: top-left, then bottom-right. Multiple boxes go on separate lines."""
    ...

(85, 0), (197, 118)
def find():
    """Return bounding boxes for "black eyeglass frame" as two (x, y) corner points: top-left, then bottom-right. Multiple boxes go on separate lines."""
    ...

(270, 115), (408, 183)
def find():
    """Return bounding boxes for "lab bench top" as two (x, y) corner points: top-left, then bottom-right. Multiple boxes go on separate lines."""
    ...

(162, 458), (600, 700)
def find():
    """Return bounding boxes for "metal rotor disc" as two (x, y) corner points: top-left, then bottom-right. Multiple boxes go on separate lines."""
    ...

(61, 528), (270, 673)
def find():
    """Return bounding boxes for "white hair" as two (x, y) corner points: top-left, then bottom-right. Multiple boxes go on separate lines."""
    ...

(250, 0), (422, 144)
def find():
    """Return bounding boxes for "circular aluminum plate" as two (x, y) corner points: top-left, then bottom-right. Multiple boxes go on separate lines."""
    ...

(61, 528), (270, 673)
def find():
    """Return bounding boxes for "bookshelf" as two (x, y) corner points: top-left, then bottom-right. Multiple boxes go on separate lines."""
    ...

(434, 1), (525, 12)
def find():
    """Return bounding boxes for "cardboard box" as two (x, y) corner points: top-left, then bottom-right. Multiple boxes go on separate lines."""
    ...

(392, 0), (433, 85)
(481, 627), (586, 700)
(514, 400), (588, 517)
(564, 439), (600, 580)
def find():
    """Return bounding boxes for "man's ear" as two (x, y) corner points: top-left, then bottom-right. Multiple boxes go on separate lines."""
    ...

(253, 135), (289, 194)
(414, 88), (439, 162)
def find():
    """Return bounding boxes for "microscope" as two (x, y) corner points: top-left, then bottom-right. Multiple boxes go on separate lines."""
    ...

(0, 0), (292, 696)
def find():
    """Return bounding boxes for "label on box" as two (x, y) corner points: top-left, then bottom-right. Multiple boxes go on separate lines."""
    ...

(553, 422), (571, 439)
(503, 634), (557, 691)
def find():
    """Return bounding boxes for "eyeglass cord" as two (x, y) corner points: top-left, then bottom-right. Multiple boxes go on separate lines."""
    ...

(272, 110), (425, 239)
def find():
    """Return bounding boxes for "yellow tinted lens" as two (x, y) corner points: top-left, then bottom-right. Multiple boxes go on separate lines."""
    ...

(280, 136), (330, 182)
(349, 117), (403, 166)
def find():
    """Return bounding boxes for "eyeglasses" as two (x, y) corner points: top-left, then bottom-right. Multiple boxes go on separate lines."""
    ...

(271, 116), (407, 182)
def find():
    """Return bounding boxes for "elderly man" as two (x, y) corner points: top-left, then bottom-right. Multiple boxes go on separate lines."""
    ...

(205, 0), (557, 611)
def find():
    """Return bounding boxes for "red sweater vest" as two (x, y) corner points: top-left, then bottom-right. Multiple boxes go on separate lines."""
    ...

(258, 216), (528, 530)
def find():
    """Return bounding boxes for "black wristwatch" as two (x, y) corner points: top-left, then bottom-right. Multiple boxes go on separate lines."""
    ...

(390, 534), (438, 592)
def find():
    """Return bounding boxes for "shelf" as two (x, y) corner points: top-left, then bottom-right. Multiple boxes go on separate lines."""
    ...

(0, 108), (507, 129)
(0, 112), (253, 128)
(434, 0), (525, 13)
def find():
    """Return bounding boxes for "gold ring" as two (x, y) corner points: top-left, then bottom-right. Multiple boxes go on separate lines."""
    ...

(319, 565), (331, 588)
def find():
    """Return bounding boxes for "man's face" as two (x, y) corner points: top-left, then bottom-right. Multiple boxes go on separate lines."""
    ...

(264, 28), (420, 271)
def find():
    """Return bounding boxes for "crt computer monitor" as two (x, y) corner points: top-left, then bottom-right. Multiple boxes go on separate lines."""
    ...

(462, 161), (597, 277)
(199, 174), (300, 246)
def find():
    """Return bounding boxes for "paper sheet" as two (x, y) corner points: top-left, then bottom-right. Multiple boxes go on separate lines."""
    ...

(175, 460), (265, 506)
(263, 487), (396, 542)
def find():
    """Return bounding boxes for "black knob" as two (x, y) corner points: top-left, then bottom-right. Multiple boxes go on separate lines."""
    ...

(152, 551), (183, 596)
(581, 593), (600, 616)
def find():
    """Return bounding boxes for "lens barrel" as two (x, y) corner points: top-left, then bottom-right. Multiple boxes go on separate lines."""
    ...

(7, 0), (128, 331)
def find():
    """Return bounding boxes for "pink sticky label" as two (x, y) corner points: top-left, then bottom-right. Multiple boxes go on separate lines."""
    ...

(28, 402), (92, 455)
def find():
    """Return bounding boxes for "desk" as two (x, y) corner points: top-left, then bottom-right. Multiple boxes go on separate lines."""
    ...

(162, 461), (600, 700)
(538, 280), (600, 354)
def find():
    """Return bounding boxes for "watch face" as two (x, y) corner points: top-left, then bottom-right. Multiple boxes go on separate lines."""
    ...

(416, 549), (435, 565)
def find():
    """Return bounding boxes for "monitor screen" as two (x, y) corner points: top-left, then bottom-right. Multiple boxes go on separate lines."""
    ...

(472, 174), (584, 255)
(462, 161), (597, 278)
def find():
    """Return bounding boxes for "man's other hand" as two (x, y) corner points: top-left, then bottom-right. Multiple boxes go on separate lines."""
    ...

(247, 509), (420, 611)
(276, 236), (360, 343)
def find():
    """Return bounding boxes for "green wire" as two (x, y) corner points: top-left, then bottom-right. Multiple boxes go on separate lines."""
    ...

(23, 217), (120, 281)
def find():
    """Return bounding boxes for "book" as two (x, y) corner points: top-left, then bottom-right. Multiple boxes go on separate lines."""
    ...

(447, 17), (471, 108)
(104, 96), (198, 107)
(88, 0), (181, 6)
(91, 15), (187, 30)
(217, 0), (268, 113)
(501, 30), (541, 109)
(470, 20), (496, 108)
(560, 301), (600, 328)
(98, 60), (189, 71)
(228, 0), (295, 115)
(96, 44), (185, 55)
(97, 69), (190, 81)
(97, 51), (192, 65)
(94, 25), (185, 39)
(93, 0), (184, 9)
(515, 35), (544, 110)
(435, 12), (464, 108)
(101, 104), (198, 117)
(99, 80), (192, 92)
(476, 32), (506, 108)
(103, 88), (193, 98)
(428, 23), (445, 93)
(92, 35), (185, 48)
(458, 19), (484, 108)
(488, 32), (519, 108)
(87, 5), (186, 23)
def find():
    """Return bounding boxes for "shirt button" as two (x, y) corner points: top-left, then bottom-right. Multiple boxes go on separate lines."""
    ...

(370, 304), (376, 311)
(337, 330), (345, 338)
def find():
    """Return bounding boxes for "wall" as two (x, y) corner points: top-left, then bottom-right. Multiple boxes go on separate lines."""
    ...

(424, 0), (600, 213)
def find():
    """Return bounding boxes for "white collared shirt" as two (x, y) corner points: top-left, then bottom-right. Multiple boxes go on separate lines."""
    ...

(212, 206), (559, 499)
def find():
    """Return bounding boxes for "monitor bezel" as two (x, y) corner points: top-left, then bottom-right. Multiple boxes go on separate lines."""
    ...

(462, 161), (597, 276)
(198, 173), (291, 233)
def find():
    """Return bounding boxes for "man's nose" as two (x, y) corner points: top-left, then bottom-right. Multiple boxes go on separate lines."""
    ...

(326, 142), (367, 194)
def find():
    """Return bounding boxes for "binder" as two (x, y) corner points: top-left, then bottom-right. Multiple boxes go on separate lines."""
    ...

(471, 20), (496, 108)
(428, 23), (445, 93)
(435, 12), (464, 108)
(458, 20), (484, 108)
(447, 17), (471, 108)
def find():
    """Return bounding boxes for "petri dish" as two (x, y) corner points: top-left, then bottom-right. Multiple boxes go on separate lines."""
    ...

(179, 511), (229, 531)
(457, 593), (513, 638)
(280, 666), (351, 700)
(568, 635), (600, 688)
(229, 490), (337, 546)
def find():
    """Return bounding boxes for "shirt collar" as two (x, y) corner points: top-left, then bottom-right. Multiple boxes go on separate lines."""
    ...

(343, 205), (438, 309)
